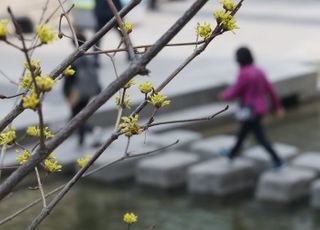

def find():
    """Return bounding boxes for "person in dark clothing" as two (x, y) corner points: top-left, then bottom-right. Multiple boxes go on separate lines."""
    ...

(63, 33), (101, 146)
(93, 0), (123, 66)
(219, 47), (285, 167)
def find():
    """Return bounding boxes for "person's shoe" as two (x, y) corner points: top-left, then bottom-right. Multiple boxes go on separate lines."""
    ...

(219, 149), (233, 164)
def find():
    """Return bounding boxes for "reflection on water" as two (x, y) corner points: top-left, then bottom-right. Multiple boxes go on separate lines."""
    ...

(2, 101), (320, 230)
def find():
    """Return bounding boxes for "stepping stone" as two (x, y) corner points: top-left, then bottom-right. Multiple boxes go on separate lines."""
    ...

(291, 152), (320, 174)
(190, 135), (236, 159)
(255, 167), (316, 203)
(90, 145), (155, 182)
(243, 143), (299, 171)
(311, 180), (320, 209)
(136, 151), (199, 188)
(145, 130), (202, 149)
(187, 157), (257, 196)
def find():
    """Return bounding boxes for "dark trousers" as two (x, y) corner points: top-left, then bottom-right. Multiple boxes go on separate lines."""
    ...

(229, 116), (282, 166)
(71, 99), (90, 145)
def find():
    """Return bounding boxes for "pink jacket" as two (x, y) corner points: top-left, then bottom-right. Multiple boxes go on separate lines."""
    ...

(222, 65), (282, 116)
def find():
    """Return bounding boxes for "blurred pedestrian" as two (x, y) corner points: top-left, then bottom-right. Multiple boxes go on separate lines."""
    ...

(93, 0), (123, 66)
(63, 33), (102, 147)
(219, 47), (285, 168)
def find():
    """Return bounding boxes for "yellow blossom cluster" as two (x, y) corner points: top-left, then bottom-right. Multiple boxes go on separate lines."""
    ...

(36, 24), (57, 44)
(24, 59), (41, 74)
(221, 0), (236, 11)
(0, 128), (16, 145)
(115, 93), (132, 109)
(44, 154), (62, 173)
(35, 76), (56, 92)
(118, 21), (133, 34)
(26, 126), (54, 139)
(63, 65), (76, 77)
(148, 92), (171, 108)
(138, 81), (153, 94)
(123, 212), (138, 224)
(20, 73), (34, 90)
(0, 19), (9, 38)
(213, 3), (239, 31)
(119, 115), (142, 137)
(124, 79), (135, 89)
(77, 155), (92, 168)
(16, 149), (31, 165)
(22, 93), (40, 110)
(195, 0), (239, 38)
(195, 22), (212, 39)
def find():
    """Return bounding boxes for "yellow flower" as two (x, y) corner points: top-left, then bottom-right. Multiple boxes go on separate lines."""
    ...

(44, 158), (62, 173)
(77, 155), (92, 168)
(26, 126), (54, 139)
(63, 65), (76, 77)
(24, 59), (41, 73)
(138, 81), (153, 94)
(16, 150), (31, 165)
(213, 10), (239, 31)
(148, 92), (171, 108)
(36, 24), (57, 44)
(195, 22), (212, 39)
(115, 93), (132, 109)
(221, 14), (239, 31)
(20, 72), (34, 90)
(0, 128), (16, 145)
(22, 93), (40, 110)
(118, 21), (133, 34)
(220, 0), (236, 11)
(0, 19), (9, 38)
(119, 115), (142, 137)
(124, 79), (135, 89)
(213, 10), (226, 23)
(35, 76), (55, 92)
(123, 212), (138, 224)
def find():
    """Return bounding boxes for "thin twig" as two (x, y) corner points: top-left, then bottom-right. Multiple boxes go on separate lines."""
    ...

(57, 0), (78, 47)
(106, 0), (136, 60)
(144, 105), (228, 129)
(0, 69), (18, 86)
(0, 93), (25, 100)
(34, 167), (46, 208)
(84, 40), (206, 55)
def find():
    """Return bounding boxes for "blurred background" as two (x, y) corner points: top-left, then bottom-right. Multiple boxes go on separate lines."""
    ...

(1, 0), (320, 229)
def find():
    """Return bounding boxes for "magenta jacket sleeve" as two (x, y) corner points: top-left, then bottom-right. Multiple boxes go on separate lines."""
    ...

(222, 73), (246, 100)
(262, 71), (282, 112)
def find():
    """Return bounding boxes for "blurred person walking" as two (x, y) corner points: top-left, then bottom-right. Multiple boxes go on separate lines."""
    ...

(63, 33), (102, 147)
(93, 0), (123, 66)
(219, 47), (284, 168)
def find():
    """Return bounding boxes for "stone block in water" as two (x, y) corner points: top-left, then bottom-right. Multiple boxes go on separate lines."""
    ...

(256, 167), (316, 203)
(90, 145), (154, 182)
(190, 135), (236, 159)
(292, 152), (320, 174)
(145, 130), (202, 149)
(187, 157), (257, 196)
(311, 180), (320, 209)
(243, 143), (299, 171)
(136, 151), (199, 188)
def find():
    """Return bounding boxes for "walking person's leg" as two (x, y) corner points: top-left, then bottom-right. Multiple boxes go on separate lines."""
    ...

(228, 121), (252, 159)
(72, 100), (89, 146)
(252, 116), (282, 166)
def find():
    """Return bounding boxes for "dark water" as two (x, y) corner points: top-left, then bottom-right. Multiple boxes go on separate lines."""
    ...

(1, 179), (320, 230)
(2, 101), (320, 230)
